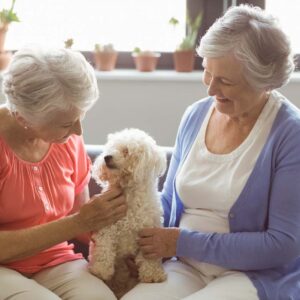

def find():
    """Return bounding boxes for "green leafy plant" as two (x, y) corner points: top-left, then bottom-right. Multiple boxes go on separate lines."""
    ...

(132, 47), (141, 54)
(64, 38), (74, 49)
(132, 47), (159, 57)
(169, 12), (202, 51)
(0, 0), (20, 27)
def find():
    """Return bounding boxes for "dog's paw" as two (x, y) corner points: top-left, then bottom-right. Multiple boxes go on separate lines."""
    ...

(139, 269), (167, 283)
(153, 269), (167, 282)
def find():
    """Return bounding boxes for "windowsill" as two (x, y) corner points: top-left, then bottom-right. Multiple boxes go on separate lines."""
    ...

(95, 69), (203, 82)
(95, 69), (300, 83)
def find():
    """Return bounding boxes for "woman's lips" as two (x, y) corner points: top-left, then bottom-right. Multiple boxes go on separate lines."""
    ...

(216, 97), (229, 103)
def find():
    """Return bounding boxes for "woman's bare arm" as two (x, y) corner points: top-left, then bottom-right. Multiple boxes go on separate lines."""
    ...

(69, 185), (93, 245)
(0, 187), (126, 263)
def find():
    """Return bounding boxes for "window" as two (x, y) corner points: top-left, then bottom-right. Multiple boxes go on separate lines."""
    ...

(2, 0), (267, 69)
(4, 0), (186, 52)
(266, 0), (300, 54)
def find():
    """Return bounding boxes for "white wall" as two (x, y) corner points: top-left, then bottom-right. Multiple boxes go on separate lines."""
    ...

(82, 70), (300, 146)
(1, 70), (300, 146)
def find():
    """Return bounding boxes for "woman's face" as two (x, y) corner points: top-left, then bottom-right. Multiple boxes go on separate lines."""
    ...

(202, 54), (267, 119)
(29, 108), (84, 144)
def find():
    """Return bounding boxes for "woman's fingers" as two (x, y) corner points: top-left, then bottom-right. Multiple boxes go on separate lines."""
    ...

(100, 186), (123, 200)
(138, 236), (153, 246)
(143, 252), (159, 259)
(139, 228), (155, 237)
(138, 228), (181, 258)
(78, 187), (127, 232)
(140, 245), (155, 255)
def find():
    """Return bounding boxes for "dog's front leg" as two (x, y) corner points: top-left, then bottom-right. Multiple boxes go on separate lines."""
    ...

(135, 251), (167, 283)
(89, 226), (117, 281)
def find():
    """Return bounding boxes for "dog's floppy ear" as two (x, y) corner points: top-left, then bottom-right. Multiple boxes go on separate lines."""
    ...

(154, 146), (167, 177)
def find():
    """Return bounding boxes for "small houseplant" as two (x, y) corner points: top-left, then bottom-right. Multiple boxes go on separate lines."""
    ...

(169, 12), (202, 72)
(0, 0), (20, 70)
(64, 38), (74, 49)
(131, 47), (161, 72)
(94, 43), (118, 71)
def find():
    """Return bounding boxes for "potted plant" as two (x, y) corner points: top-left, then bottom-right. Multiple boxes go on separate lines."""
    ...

(169, 12), (202, 72)
(131, 47), (161, 72)
(64, 38), (74, 49)
(94, 43), (118, 71)
(0, 0), (19, 70)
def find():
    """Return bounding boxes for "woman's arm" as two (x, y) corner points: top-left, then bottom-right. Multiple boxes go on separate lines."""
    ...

(69, 185), (91, 244)
(0, 187), (126, 263)
(177, 128), (300, 270)
(140, 148), (300, 270)
(141, 120), (300, 271)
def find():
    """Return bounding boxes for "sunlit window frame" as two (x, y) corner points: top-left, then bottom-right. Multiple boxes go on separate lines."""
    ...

(82, 0), (265, 70)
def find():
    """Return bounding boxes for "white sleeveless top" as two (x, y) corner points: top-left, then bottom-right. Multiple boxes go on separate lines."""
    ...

(176, 92), (282, 277)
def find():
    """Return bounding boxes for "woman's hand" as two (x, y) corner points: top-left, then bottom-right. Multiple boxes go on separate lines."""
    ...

(138, 227), (180, 259)
(75, 186), (127, 232)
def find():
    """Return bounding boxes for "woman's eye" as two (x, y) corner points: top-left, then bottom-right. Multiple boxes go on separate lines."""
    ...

(221, 80), (232, 86)
(203, 70), (212, 84)
(204, 69), (211, 78)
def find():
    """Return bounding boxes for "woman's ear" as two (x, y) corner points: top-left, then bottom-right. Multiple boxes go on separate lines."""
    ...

(13, 112), (30, 129)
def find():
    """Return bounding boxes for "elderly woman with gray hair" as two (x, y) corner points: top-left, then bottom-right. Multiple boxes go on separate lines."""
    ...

(0, 48), (126, 300)
(122, 5), (300, 300)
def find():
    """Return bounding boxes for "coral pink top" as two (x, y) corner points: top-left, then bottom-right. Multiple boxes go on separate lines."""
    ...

(0, 134), (91, 274)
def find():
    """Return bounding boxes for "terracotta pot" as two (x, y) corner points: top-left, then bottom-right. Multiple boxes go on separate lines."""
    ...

(0, 25), (8, 53)
(173, 50), (195, 72)
(94, 51), (118, 71)
(0, 51), (12, 70)
(132, 53), (160, 72)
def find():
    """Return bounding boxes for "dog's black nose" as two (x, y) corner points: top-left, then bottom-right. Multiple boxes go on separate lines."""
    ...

(104, 155), (117, 169)
(104, 155), (113, 165)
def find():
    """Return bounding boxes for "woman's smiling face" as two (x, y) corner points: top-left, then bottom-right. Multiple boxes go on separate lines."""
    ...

(202, 54), (268, 119)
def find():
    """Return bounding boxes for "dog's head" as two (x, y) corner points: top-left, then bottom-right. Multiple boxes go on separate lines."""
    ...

(92, 128), (166, 188)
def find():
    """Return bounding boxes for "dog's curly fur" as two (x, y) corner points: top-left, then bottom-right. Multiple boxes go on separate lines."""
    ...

(88, 128), (167, 298)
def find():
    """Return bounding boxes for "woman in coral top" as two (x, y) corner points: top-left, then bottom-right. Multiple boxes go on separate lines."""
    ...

(0, 48), (126, 300)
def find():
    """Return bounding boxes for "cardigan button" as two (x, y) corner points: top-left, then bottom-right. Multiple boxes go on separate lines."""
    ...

(229, 213), (235, 219)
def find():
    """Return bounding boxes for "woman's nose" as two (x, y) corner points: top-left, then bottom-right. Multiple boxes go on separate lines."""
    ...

(207, 78), (219, 96)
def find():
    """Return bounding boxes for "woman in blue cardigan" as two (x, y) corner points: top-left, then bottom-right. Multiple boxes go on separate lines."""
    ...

(122, 4), (300, 300)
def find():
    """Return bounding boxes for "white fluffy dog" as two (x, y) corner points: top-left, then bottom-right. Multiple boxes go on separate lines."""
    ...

(89, 128), (167, 297)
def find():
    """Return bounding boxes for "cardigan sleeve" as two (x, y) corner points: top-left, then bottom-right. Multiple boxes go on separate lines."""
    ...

(176, 119), (300, 270)
(161, 104), (194, 227)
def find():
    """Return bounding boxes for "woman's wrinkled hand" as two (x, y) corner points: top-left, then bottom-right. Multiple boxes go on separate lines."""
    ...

(75, 186), (127, 232)
(138, 227), (180, 259)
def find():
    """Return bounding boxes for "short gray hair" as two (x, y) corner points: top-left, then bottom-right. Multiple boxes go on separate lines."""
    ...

(2, 47), (99, 125)
(197, 5), (295, 90)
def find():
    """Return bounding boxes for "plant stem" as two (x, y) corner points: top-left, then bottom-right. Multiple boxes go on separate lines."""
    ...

(10, 0), (16, 13)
